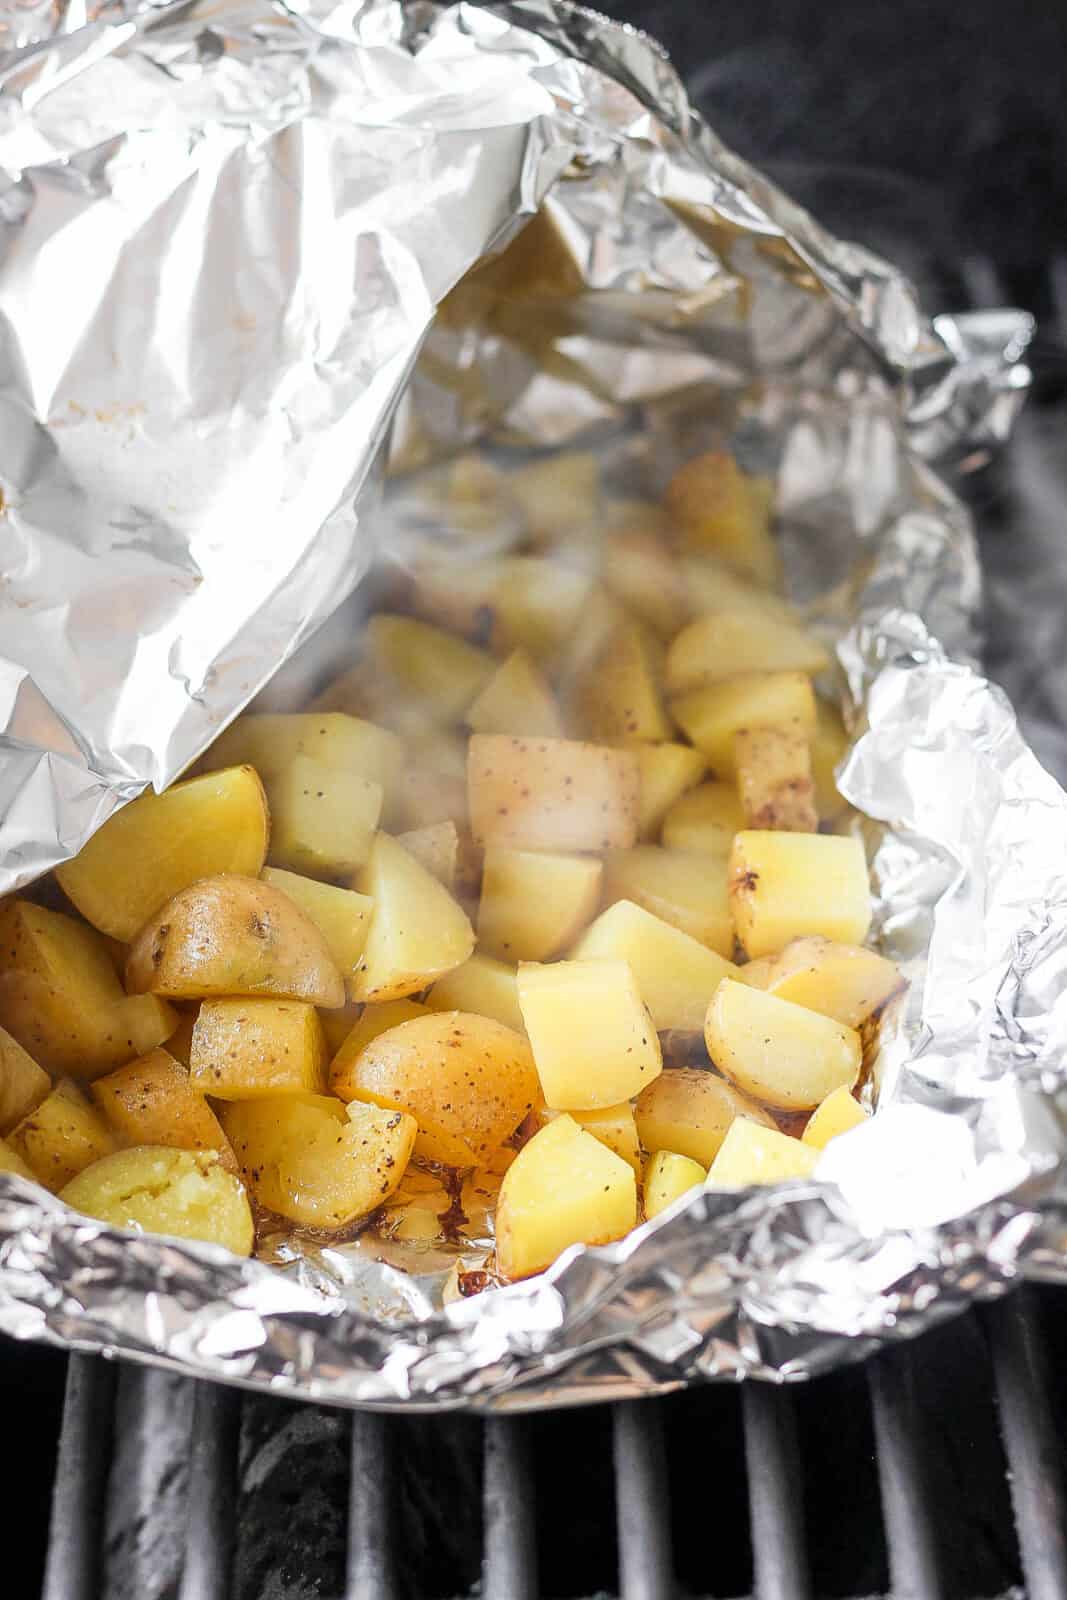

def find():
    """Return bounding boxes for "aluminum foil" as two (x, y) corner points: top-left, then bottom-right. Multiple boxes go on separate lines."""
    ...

(0, 0), (1060, 1406)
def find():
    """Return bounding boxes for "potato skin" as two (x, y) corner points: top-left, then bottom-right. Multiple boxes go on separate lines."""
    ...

(91, 1048), (237, 1170)
(60, 1146), (254, 1256)
(467, 735), (640, 853)
(125, 875), (345, 1007)
(332, 1010), (540, 1167)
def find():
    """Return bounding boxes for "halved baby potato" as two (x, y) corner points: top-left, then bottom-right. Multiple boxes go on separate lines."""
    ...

(705, 978), (861, 1111)
(634, 1066), (774, 1168)
(738, 936), (903, 1028)
(351, 833), (474, 1003)
(60, 1146), (254, 1255)
(260, 868), (373, 990)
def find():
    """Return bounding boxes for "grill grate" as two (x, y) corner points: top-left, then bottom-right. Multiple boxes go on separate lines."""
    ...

(39, 1287), (1067, 1598)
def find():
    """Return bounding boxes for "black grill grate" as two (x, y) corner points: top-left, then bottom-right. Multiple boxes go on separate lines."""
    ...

(39, 1287), (1067, 1599)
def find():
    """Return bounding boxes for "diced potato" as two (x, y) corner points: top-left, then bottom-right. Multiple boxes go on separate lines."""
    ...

(478, 847), (602, 962)
(802, 1084), (870, 1149)
(332, 1010), (539, 1166)
(483, 558), (596, 661)
(811, 700), (851, 820)
(671, 672), (817, 775)
(735, 727), (817, 833)
(468, 735), (640, 853)
(125, 875), (345, 1007)
(8, 1081), (116, 1191)
(361, 614), (495, 725)
(542, 1101), (642, 1177)
(745, 937), (903, 1027)
(222, 1096), (415, 1229)
(205, 713), (404, 800)
(465, 650), (564, 740)
(678, 554), (798, 624)
(634, 1066), (774, 1167)
(706, 1118), (819, 1185)
(330, 1000), (430, 1074)
(351, 833), (475, 1002)
(60, 1146), (254, 1254)
(569, 622), (673, 745)
(92, 1049), (236, 1168)
(424, 955), (524, 1034)
(56, 766), (269, 941)
(604, 521), (687, 638)
(601, 846), (733, 956)
(517, 959), (662, 1110)
(507, 451), (601, 546)
(190, 1000), (326, 1101)
(394, 822), (459, 890)
(0, 900), (179, 1076)
(668, 612), (828, 696)
(572, 901), (735, 1032)
(495, 1113), (637, 1280)
(394, 762), (469, 832)
(0, 1024), (50, 1134)
(0, 1137), (36, 1181)
(705, 978), (861, 1110)
(260, 868), (373, 991)
(635, 743), (707, 839)
(661, 781), (743, 856)
(663, 451), (780, 586)
(728, 831), (872, 957)
(643, 1150), (706, 1218)
(265, 755), (382, 880)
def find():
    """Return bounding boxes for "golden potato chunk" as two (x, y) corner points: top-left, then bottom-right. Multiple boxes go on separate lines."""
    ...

(604, 520), (687, 638)
(222, 1096), (415, 1230)
(706, 1119), (818, 1185)
(541, 1102), (642, 1177)
(679, 553), (798, 624)
(643, 1150), (706, 1218)
(734, 727), (818, 833)
(601, 846), (733, 956)
(465, 650), (564, 739)
(0, 1137), (36, 1182)
(634, 743), (707, 839)
(329, 1000), (430, 1073)
(394, 822), (459, 890)
(0, 1024), (50, 1134)
(670, 672), (818, 773)
(744, 936), (903, 1027)
(8, 1081), (116, 1192)
(125, 875), (345, 1007)
(56, 766), (269, 941)
(362, 614), (495, 725)
(260, 868), (373, 989)
(205, 712), (403, 800)
(728, 831), (872, 957)
(517, 959), (662, 1111)
(569, 622), (673, 745)
(424, 955), (524, 1034)
(265, 755), (382, 880)
(332, 1010), (539, 1167)
(705, 978), (861, 1110)
(507, 451), (602, 546)
(481, 558), (595, 661)
(92, 1049), (236, 1168)
(60, 1146), (254, 1255)
(660, 780), (743, 856)
(572, 901), (736, 1032)
(802, 1084), (870, 1149)
(468, 735), (640, 854)
(634, 1067), (774, 1167)
(667, 612), (830, 697)
(495, 1114), (637, 1280)
(478, 847), (602, 962)
(663, 451), (779, 585)
(190, 999), (327, 1100)
(351, 833), (474, 1003)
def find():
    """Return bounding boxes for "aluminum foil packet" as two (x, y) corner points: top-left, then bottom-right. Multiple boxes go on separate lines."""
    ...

(0, 0), (1058, 1407)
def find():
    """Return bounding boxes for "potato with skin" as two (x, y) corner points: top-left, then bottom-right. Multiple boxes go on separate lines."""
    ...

(260, 868), (373, 988)
(221, 1096), (416, 1230)
(518, 959), (662, 1111)
(705, 978), (861, 1110)
(644, 1150), (706, 1218)
(663, 452), (779, 586)
(92, 1049), (236, 1169)
(667, 613), (829, 697)
(635, 743), (707, 838)
(572, 901), (736, 1032)
(330, 1001), (430, 1077)
(661, 781), (743, 856)
(125, 875), (345, 1007)
(495, 1114), (637, 1280)
(802, 1084), (870, 1149)
(569, 621), (673, 745)
(740, 936), (903, 1027)
(424, 955), (525, 1034)
(351, 833), (474, 1003)
(205, 713), (403, 800)
(8, 1081), (116, 1192)
(332, 1010), (539, 1167)
(634, 1067), (774, 1167)
(734, 726), (818, 833)
(190, 1000), (328, 1100)
(707, 1119), (819, 1185)
(728, 831), (872, 958)
(265, 755), (382, 880)
(0, 1024), (50, 1134)
(465, 650), (564, 739)
(670, 672), (818, 774)
(60, 1147), (254, 1254)
(394, 822), (459, 890)
(56, 766), (269, 941)
(601, 846), (733, 956)
(468, 735), (640, 853)
(478, 847), (602, 962)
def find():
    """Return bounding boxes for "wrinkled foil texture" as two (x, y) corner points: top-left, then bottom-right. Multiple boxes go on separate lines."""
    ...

(0, 0), (1061, 1405)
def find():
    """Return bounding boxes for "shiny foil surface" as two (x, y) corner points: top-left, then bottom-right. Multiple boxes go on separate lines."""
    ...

(0, 0), (1058, 1405)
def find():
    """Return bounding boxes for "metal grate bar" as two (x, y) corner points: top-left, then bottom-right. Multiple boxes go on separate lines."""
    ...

(42, 1355), (116, 1600)
(985, 1292), (1067, 1600)
(742, 1384), (812, 1600)
(178, 1380), (240, 1600)
(613, 1401), (674, 1600)
(868, 1345), (945, 1600)
(347, 1410), (398, 1600)
(483, 1415), (539, 1600)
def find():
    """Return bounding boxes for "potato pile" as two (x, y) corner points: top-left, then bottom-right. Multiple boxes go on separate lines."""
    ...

(0, 449), (903, 1282)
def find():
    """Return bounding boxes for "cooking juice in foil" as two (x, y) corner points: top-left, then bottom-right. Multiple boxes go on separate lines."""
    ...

(0, 0), (1061, 1407)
